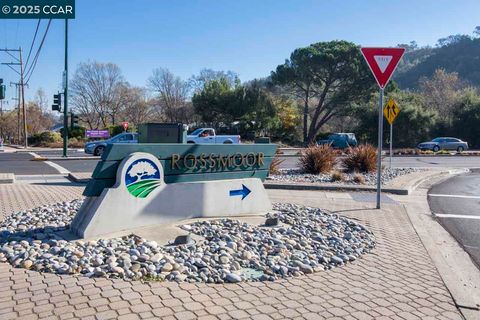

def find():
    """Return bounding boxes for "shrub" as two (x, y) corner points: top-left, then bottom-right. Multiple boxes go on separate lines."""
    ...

(68, 138), (84, 148)
(298, 144), (336, 174)
(331, 170), (345, 182)
(342, 144), (377, 173)
(269, 156), (285, 175)
(353, 174), (365, 184)
(28, 131), (62, 146)
(437, 149), (451, 155)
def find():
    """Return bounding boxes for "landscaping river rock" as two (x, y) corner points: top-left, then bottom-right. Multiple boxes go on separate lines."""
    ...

(269, 167), (420, 185)
(0, 200), (375, 283)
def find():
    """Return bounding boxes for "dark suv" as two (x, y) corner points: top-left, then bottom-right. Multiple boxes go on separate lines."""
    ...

(317, 133), (357, 149)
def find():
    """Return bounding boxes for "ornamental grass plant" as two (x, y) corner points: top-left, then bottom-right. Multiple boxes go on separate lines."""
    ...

(298, 144), (337, 174)
(331, 170), (346, 182)
(342, 144), (377, 173)
(269, 156), (285, 175)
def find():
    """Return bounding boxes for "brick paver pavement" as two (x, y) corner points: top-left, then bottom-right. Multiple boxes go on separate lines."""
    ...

(0, 184), (84, 218)
(0, 185), (462, 319)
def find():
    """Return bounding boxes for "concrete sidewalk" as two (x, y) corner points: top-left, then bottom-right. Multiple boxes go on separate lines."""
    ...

(0, 182), (475, 319)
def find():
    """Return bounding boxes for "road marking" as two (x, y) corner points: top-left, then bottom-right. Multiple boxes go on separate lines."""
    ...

(45, 161), (71, 174)
(428, 193), (480, 199)
(29, 152), (71, 174)
(434, 213), (480, 220)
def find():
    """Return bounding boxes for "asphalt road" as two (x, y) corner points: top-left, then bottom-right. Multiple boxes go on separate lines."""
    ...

(0, 153), (59, 175)
(54, 155), (480, 173)
(428, 169), (480, 269)
(2, 151), (480, 175)
(279, 155), (480, 170)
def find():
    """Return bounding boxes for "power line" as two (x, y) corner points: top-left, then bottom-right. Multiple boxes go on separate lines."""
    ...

(24, 19), (41, 69)
(24, 19), (51, 85)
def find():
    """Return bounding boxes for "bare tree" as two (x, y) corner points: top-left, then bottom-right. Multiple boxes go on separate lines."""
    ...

(147, 68), (190, 123)
(70, 61), (124, 129)
(118, 85), (154, 127)
(34, 88), (48, 113)
(420, 69), (463, 121)
(26, 101), (54, 134)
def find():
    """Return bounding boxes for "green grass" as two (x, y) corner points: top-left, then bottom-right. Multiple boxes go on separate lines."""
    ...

(126, 179), (161, 198)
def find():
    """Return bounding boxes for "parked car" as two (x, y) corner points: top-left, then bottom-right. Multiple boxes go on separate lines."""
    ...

(317, 133), (357, 149)
(84, 132), (138, 156)
(187, 128), (241, 144)
(417, 137), (468, 152)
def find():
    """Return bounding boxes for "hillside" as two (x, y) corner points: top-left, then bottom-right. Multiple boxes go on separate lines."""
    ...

(394, 36), (480, 89)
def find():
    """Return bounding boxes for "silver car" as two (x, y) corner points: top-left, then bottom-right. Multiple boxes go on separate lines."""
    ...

(85, 132), (138, 156)
(417, 137), (468, 152)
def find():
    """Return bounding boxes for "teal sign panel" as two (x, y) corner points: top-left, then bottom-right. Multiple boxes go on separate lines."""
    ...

(84, 143), (277, 197)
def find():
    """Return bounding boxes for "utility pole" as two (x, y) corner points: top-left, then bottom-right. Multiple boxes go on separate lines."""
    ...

(19, 48), (27, 148)
(0, 78), (5, 141)
(1, 48), (27, 148)
(63, 19), (68, 157)
(10, 82), (20, 144)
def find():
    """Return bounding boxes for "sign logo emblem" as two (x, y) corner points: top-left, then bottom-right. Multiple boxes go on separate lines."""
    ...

(125, 159), (161, 198)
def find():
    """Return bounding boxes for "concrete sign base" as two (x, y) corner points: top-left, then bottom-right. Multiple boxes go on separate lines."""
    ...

(71, 152), (272, 238)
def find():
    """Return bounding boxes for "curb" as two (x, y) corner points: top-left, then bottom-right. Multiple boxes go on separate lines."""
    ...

(0, 173), (15, 184)
(402, 170), (480, 318)
(264, 182), (410, 195)
(67, 173), (91, 183)
(68, 169), (465, 194)
(41, 156), (100, 161)
(29, 154), (100, 161)
(264, 169), (465, 195)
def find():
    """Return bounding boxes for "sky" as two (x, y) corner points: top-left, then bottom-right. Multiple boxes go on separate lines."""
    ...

(0, 0), (479, 106)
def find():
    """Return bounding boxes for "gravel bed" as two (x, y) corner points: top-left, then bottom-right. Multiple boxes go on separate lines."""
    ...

(0, 200), (375, 283)
(269, 168), (420, 185)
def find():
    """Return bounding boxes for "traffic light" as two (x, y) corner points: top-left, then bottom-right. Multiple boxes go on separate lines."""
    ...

(0, 79), (4, 100)
(70, 113), (79, 128)
(52, 93), (61, 112)
(0, 85), (5, 100)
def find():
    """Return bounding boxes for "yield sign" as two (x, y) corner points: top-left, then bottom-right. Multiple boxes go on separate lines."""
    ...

(361, 47), (405, 88)
(383, 98), (400, 125)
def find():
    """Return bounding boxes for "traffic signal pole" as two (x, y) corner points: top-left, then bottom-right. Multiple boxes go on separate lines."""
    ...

(63, 19), (68, 157)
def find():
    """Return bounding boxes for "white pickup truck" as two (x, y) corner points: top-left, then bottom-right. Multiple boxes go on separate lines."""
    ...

(187, 128), (241, 144)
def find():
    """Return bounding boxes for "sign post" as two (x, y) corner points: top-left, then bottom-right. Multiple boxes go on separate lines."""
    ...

(383, 98), (400, 168)
(122, 122), (129, 132)
(361, 47), (405, 209)
(390, 121), (392, 168)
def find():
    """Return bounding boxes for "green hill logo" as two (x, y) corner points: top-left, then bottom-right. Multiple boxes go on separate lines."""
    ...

(125, 159), (161, 198)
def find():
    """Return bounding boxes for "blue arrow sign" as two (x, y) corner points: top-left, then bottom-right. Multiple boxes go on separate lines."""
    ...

(229, 184), (251, 200)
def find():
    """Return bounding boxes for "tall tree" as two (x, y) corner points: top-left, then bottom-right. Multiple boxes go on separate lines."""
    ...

(25, 102), (54, 134)
(354, 91), (436, 147)
(70, 61), (125, 129)
(192, 79), (278, 136)
(148, 68), (190, 123)
(192, 78), (234, 127)
(117, 86), (153, 127)
(451, 89), (480, 147)
(271, 41), (374, 143)
(419, 69), (463, 121)
(189, 69), (239, 94)
(34, 88), (48, 113)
